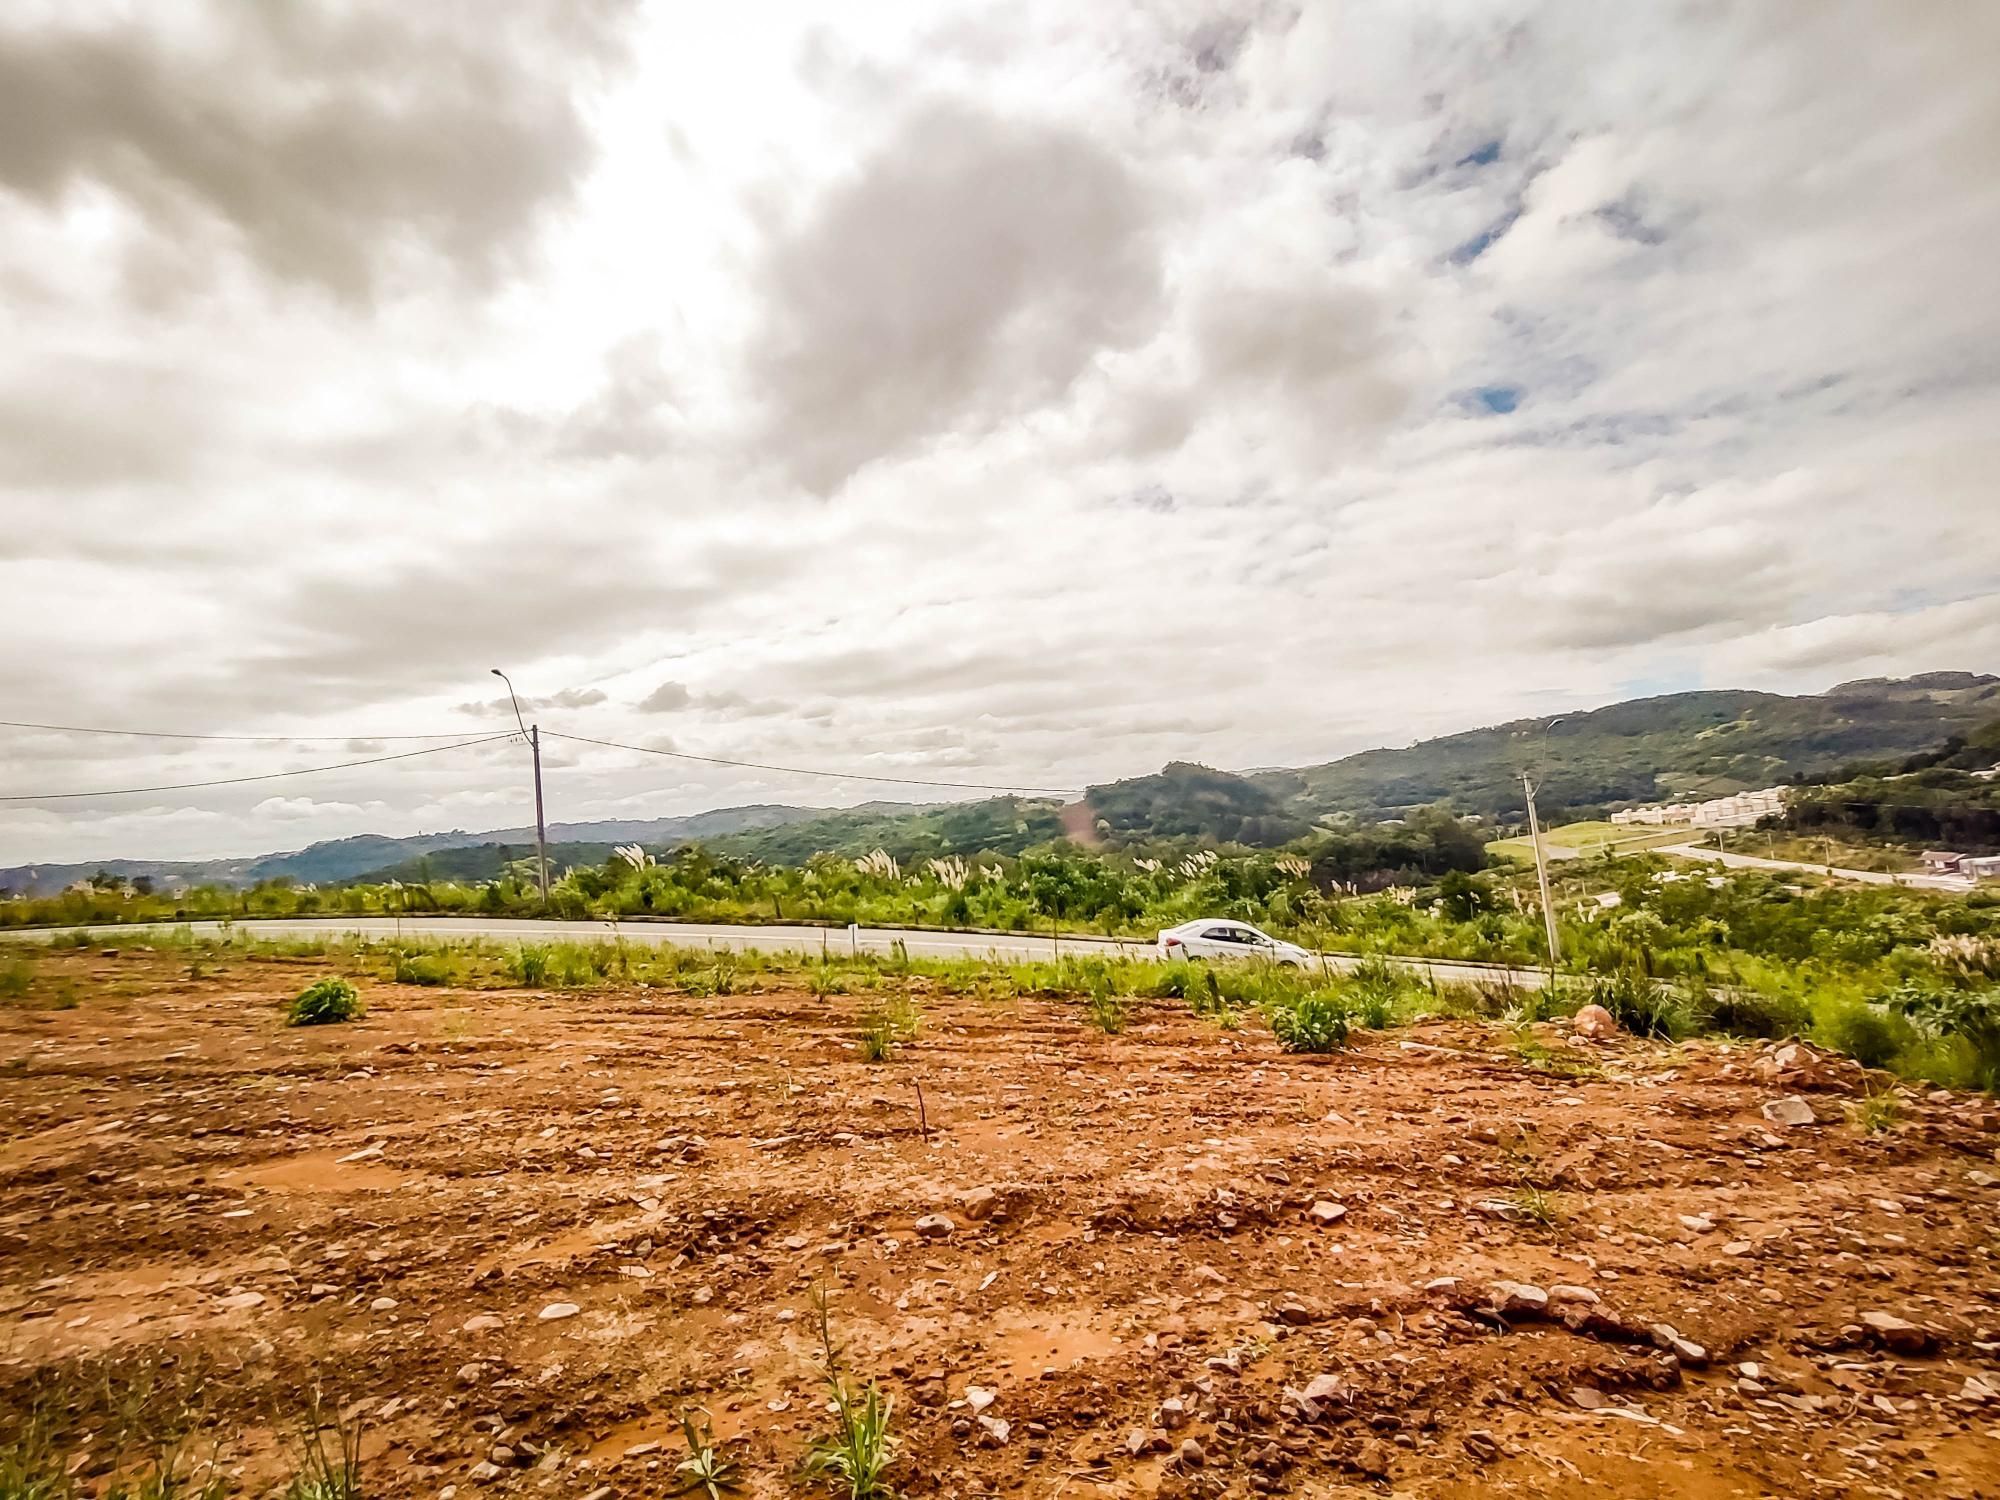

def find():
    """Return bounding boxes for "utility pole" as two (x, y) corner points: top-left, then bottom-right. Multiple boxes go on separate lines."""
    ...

(1522, 770), (1562, 970)
(492, 669), (551, 906)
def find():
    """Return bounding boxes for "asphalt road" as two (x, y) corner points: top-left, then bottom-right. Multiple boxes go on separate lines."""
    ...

(9, 915), (1551, 990)
(1656, 843), (1973, 891)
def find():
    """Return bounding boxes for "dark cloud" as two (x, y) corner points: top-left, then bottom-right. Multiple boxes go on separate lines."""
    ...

(636, 681), (692, 712)
(743, 98), (1166, 492)
(0, 3), (634, 302)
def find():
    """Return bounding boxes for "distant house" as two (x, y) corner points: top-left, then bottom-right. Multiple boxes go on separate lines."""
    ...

(1921, 850), (1965, 872)
(1965, 854), (2000, 880)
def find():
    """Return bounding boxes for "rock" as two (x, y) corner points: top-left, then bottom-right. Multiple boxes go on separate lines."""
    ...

(976, 1415), (1010, 1447)
(1569, 1387), (1608, 1410)
(1722, 1240), (1754, 1256)
(1549, 1284), (1601, 1308)
(1178, 1438), (1206, 1469)
(1462, 1431), (1501, 1462)
(537, 1302), (581, 1322)
(1677, 1214), (1715, 1234)
(624, 1442), (660, 1458)
(456, 1363), (486, 1386)
(1352, 1439), (1391, 1479)
(1157, 1397), (1188, 1430)
(957, 1186), (1000, 1221)
(1491, 1280), (1549, 1317)
(965, 1385), (997, 1414)
(487, 1445), (514, 1466)
(914, 1214), (956, 1240)
(463, 1314), (503, 1333)
(1125, 1428), (1170, 1456)
(1860, 1311), (1938, 1356)
(1573, 1004), (1618, 1040)
(370, 1296), (399, 1313)
(1300, 1373), (1350, 1407)
(1308, 1200), (1346, 1225)
(1967, 1170), (1997, 1188)
(1276, 1300), (1323, 1326)
(1762, 1096), (1816, 1128)
(216, 1291), (265, 1311)
(467, 1462), (501, 1483)
(1650, 1323), (1708, 1365)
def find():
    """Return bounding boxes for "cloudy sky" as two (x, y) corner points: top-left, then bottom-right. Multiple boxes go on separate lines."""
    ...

(2, 1), (1996, 865)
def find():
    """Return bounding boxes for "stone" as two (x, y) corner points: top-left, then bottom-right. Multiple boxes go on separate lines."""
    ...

(1678, 1214), (1715, 1234)
(537, 1302), (581, 1321)
(1276, 1300), (1322, 1326)
(957, 1186), (1000, 1221)
(463, 1314), (503, 1333)
(456, 1363), (486, 1386)
(1569, 1387), (1608, 1411)
(1308, 1200), (1346, 1224)
(487, 1445), (514, 1466)
(1762, 1096), (1816, 1128)
(1462, 1431), (1501, 1462)
(1300, 1373), (1350, 1407)
(1178, 1438), (1206, 1468)
(1573, 1004), (1618, 1040)
(1860, 1311), (1938, 1356)
(1650, 1323), (1708, 1365)
(965, 1385), (996, 1414)
(216, 1291), (265, 1311)
(914, 1214), (956, 1239)
(370, 1296), (399, 1312)
(1548, 1285), (1600, 1308)
(467, 1462), (501, 1483)
(1490, 1280), (1549, 1317)
(1722, 1240), (1754, 1256)
(1157, 1397), (1188, 1430)
(976, 1415), (1010, 1447)
(1352, 1439), (1391, 1479)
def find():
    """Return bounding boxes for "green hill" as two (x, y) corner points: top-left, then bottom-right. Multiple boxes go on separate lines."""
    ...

(1249, 673), (2000, 825)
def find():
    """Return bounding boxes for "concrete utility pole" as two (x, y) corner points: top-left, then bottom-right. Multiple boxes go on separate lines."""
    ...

(492, 669), (551, 906)
(1521, 716), (1566, 973)
(1522, 770), (1562, 969)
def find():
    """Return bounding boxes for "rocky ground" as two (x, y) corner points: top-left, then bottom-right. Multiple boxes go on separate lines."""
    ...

(2, 948), (1998, 1498)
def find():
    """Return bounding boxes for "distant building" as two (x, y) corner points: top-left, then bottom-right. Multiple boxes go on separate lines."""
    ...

(1611, 787), (1787, 831)
(1965, 854), (2000, 880)
(1922, 850), (1965, 872)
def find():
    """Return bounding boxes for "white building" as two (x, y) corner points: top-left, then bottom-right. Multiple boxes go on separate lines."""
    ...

(1611, 787), (1786, 830)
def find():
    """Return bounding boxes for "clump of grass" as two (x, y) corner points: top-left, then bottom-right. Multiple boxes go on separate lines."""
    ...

(672, 1408), (740, 1499)
(508, 942), (551, 986)
(1084, 980), (1127, 1035)
(0, 958), (33, 999)
(1510, 1184), (1565, 1230)
(804, 1289), (897, 1500)
(855, 999), (917, 1063)
(1269, 990), (1350, 1053)
(392, 950), (451, 986)
(283, 1395), (362, 1500)
(0, 1414), (68, 1500)
(1851, 1089), (1902, 1135)
(1816, 998), (1910, 1070)
(285, 978), (362, 1027)
(1585, 971), (1691, 1040)
(1511, 1030), (1601, 1079)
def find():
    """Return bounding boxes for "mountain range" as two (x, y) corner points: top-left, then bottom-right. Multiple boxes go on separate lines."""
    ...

(4, 672), (1993, 894)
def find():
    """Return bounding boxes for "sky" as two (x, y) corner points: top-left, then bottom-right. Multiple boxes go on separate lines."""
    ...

(2, 1), (1998, 866)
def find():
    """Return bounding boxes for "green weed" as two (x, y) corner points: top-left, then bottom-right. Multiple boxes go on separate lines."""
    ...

(285, 978), (361, 1027)
(671, 1409), (740, 1499)
(1851, 1089), (1902, 1135)
(1083, 981), (1127, 1035)
(1269, 990), (1350, 1053)
(804, 1289), (898, 1500)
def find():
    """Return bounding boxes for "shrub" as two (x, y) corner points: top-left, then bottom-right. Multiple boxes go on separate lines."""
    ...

(1889, 984), (2000, 1090)
(1586, 971), (1690, 1040)
(393, 951), (451, 986)
(1703, 986), (1810, 1040)
(0, 958), (32, 999)
(509, 943), (551, 986)
(1817, 998), (1910, 1070)
(1084, 981), (1127, 1035)
(286, 978), (362, 1027)
(1270, 990), (1350, 1053)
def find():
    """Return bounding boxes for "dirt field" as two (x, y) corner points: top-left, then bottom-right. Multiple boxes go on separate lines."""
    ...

(4, 950), (1999, 1499)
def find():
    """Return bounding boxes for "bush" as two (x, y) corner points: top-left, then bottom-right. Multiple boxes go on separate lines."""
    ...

(1889, 983), (2000, 1090)
(1703, 986), (1811, 1040)
(1084, 980), (1127, 1035)
(0, 958), (32, 999)
(1817, 998), (1910, 1070)
(1586, 970), (1691, 1040)
(1270, 990), (1350, 1053)
(287, 977), (362, 1026)
(393, 951), (451, 986)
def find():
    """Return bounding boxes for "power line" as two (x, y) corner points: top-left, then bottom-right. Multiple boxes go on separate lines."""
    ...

(0, 718), (478, 744)
(545, 730), (1084, 796)
(0, 734), (515, 803)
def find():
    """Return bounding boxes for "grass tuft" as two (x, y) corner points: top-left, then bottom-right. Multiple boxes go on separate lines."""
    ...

(804, 1288), (898, 1499)
(285, 978), (362, 1027)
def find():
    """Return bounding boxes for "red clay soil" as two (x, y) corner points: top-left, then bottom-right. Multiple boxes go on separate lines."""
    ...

(3, 951), (1998, 1498)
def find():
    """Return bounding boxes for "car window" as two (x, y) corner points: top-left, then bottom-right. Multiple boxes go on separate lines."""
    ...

(1201, 926), (1243, 942)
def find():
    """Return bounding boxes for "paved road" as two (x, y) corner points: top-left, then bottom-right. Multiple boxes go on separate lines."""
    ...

(1656, 843), (1974, 892)
(7, 915), (1550, 990)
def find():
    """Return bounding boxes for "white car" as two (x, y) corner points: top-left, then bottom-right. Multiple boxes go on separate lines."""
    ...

(1157, 919), (1313, 967)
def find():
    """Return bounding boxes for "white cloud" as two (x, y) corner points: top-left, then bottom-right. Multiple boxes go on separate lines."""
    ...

(1, 2), (1996, 863)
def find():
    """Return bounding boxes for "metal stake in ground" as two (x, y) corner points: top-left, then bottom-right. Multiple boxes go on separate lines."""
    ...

(491, 668), (551, 907)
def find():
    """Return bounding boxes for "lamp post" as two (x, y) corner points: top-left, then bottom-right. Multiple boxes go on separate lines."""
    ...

(491, 669), (550, 907)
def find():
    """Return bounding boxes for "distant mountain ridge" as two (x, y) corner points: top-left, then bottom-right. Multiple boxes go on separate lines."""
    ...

(6, 672), (1993, 890)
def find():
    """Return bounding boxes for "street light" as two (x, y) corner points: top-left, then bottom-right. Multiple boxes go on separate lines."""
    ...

(491, 669), (551, 907)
